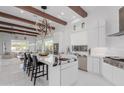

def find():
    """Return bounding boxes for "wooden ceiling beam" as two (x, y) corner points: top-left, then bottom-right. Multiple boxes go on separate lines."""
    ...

(0, 21), (36, 31)
(0, 11), (55, 30)
(68, 6), (87, 18)
(0, 30), (37, 37)
(0, 26), (39, 35)
(16, 6), (67, 25)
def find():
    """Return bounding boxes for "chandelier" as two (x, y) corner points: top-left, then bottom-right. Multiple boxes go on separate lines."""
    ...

(35, 6), (53, 38)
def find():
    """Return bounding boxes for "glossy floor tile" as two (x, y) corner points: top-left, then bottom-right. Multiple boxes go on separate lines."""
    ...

(0, 58), (113, 86)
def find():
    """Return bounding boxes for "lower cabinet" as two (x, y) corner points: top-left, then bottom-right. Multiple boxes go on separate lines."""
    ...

(61, 62), (78, 86)
(87, 56), (93, 72)
(102, 62), (124, 85)
(88, 57), (124, 85)
(113, 66), (124, 85)
(102, 62), (113, 83)
(49, 62), (78, 86)
(87, 56), (101, 74)
(92, 57), (100, 74)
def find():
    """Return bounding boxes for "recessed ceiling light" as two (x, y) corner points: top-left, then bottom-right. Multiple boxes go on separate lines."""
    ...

(71, 18), (80, 24)
(49, 20), (52, 23)
(58, 15), (62, 18)
(61, 12), (64, 15)
(20, 10), (24, 14)
(72, 16), (76, 19)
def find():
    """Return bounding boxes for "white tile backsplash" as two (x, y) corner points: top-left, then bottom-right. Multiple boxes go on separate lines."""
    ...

(91, 47), (124, 57)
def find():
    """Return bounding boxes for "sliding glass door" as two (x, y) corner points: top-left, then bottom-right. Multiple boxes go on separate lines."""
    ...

(11, 40), (29, 53)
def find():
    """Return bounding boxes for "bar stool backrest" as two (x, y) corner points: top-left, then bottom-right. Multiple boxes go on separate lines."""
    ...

(27, 53), (33, 65)
(24, 53), (27, 60)
(32, 55), (38, 67)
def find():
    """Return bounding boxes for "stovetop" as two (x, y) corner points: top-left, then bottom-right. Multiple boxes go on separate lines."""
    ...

(106, 57), (124, 62)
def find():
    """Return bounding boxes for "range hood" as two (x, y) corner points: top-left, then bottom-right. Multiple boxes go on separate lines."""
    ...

(109, 7), (124, 36)
(108, 31), (124, 36)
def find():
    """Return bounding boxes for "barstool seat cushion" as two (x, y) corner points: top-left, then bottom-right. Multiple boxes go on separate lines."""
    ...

(37, 62), (44, 66)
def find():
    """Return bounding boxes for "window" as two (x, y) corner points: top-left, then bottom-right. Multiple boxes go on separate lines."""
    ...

(11, 40), (29, 52)
(36, 39), (53, 54)
(45, 39), (53, 53)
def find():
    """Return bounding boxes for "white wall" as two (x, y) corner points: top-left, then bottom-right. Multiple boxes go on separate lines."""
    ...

(80, 6), (123, 50)
(53, 6), (124, 55)
(53, 29), (71, 53)
(93, 6), (124, 54)
(71, 31), (87, 45)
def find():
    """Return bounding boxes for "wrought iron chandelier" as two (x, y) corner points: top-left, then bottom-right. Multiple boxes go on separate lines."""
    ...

(35, 6), (53, 38)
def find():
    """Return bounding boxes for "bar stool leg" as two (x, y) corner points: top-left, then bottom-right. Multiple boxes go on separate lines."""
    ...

(28, 67), (31, 76)
(31, 67), (34, 81)
(23, 62), (26, 71)
(34, 68), (37, 86)
(46, 65), (48, 80)
(26, 67), (28, 74)
(43, 65), (44, 76)
(39, 66), (40, 72)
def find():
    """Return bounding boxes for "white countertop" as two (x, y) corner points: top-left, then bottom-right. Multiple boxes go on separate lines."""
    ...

(72, 51), (88, 55)
(37, 54), (77, 66)
(37, 54), (55, 66)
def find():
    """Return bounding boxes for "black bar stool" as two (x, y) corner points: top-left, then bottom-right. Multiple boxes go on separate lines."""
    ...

(27, 53), (33, 76)
(31, 55), (48, 86)
(23, 53), (28, 71)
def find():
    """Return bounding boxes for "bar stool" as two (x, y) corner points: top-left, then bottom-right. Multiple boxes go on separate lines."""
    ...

(23, 53), (28, 71)
(27, 53), (33, 76)
(31, 55), (48, 86)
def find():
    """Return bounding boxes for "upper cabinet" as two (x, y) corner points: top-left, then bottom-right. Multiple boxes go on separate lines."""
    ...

(98, 26), (106, 47)
(105, 7), (120, 35)
(71, 31), (88, 45)
(87, 20), (106, 48)
(88, 27), (99, 48)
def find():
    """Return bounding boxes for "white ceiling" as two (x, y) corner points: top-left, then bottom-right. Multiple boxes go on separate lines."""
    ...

(0, 6), (84, 33)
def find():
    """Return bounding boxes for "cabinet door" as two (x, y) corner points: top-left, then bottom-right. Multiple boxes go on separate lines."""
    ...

(49, 66), (61, 86)
(92, 57), (100, 74)
(88, 20), (106, 48)
(87, 56), (93, 72)
(87, 57), (100, 74)
(88, 27), (99, 48)
(101, 62), (113, 83)
(98, 26), (106, 47)
(61, 63), (78, 86)
(113, 66), (124, 85)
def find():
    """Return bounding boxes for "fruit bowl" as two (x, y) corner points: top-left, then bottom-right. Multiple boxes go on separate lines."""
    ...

(39, 52), (49, 56)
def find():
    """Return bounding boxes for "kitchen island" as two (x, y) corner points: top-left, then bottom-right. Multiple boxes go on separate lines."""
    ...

(37, 54), (78, 86)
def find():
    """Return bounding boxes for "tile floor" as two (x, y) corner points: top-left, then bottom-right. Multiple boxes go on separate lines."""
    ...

(0, 58), (113, 86)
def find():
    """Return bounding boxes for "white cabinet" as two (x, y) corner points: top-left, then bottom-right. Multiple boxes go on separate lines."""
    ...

(87, 20), (106, 73)
(102, 62), (124, 85)
(88, 27), (99, 48)
(87, 56), (93, 72)
(61, 62), (78, 86)
(102, 62), (113, 83)
(49, 66), (61, 86)
(113, 66), (124, 85)
(92, 57), (100, 74)
(49, 61), (78, 86)
(87, 56), (101, 74)
(98, 26), (106, 47)
(71, 31), (88, 45)
(87, 20), (106, 48)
